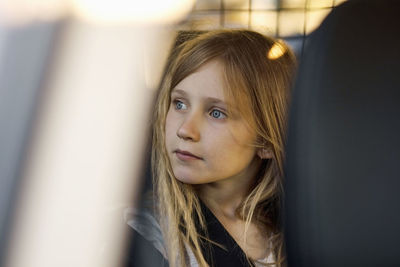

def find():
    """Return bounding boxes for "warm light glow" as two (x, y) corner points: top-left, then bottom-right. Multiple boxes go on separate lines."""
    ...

(267, 40), (287, 60)
(71, 0), (195, 24)
(250, 11), (277, 36)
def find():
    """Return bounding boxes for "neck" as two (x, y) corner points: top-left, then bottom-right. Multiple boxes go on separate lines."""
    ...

(195, 157), (261, 219)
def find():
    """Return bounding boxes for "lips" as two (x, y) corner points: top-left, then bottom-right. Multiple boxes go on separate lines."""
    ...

(174, 149), (202, 161)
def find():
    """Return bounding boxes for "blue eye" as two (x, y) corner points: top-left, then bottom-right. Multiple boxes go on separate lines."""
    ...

(210, 109), (226, 119)
(174, 100), (187, 110)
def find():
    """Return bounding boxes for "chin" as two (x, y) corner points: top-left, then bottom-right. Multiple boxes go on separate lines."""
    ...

(173, 171), (203, 185)
(174, 175), (197, 184)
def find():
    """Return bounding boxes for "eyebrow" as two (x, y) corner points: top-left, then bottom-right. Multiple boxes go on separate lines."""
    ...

(171, 88), (188, 96)
(205, 97), (226, 106)
(172, 88), (229, 106)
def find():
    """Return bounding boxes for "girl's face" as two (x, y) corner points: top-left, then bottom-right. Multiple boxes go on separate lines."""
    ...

(165, 60), (260, 184)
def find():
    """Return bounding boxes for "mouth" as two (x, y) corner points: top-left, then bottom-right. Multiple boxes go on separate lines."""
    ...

(174, 149), (203, 161)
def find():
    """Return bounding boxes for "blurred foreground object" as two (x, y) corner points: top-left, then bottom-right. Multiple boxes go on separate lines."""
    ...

(0, 0), (194, 267)
(285, 0), (400, 266)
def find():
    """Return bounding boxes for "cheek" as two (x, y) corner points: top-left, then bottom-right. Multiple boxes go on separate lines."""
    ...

(217, 143), (255, 164)
(165, 111), (172, 134)
(223, 127), (256, 159)
(207, 131), (256, 166)
(165, 110), (177, 148)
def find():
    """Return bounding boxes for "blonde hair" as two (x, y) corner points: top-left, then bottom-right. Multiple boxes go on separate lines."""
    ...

(152, 29), (296, 266)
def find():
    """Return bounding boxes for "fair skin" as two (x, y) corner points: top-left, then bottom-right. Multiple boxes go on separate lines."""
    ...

(165, 60), (273, 260)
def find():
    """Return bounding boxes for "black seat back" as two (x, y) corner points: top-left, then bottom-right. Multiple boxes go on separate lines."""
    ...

(284, 1), (400, 266)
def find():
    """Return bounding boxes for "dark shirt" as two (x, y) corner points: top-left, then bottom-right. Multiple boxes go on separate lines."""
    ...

(125, 199), (256, 267)
(199, 200), (255, 267)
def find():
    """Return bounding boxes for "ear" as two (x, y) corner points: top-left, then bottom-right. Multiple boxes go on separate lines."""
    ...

(257, 148), (273, 159)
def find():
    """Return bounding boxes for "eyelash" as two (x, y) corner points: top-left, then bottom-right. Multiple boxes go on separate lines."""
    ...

(171, 99), (227, 119)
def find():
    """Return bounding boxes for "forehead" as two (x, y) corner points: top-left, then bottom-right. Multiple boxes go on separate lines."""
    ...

(172, 60), (225, 100)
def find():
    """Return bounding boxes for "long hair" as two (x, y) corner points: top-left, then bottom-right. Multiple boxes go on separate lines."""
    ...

(152, 29), (296, 267)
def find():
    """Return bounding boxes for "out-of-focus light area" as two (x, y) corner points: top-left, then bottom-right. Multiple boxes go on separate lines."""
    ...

(179, 0), (348, 54)
(0, 0), (68, 25)
(0, 0), (195, 25)
(0, 0), (192, 267)
(71, 0), (195, 24)
(185, 0), (347, 36)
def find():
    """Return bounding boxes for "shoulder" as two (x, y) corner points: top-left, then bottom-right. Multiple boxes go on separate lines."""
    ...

(124, 199), (167, 259)
(124, 202), (204, 267)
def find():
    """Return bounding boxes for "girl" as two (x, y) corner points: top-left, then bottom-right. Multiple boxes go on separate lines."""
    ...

(135, 29), (295, 267)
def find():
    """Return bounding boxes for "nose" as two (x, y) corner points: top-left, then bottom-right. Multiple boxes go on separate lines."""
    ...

(177, 112), (201, 142)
